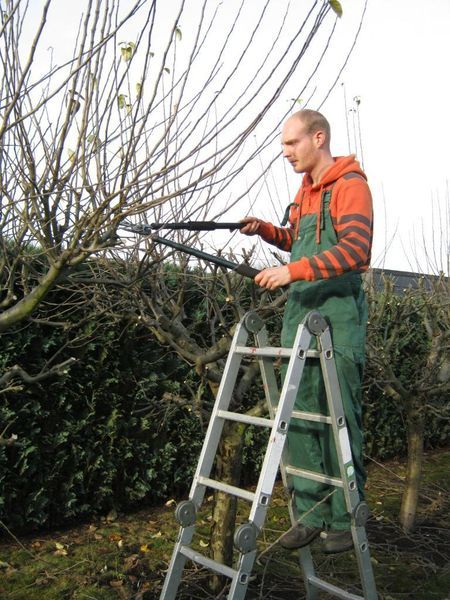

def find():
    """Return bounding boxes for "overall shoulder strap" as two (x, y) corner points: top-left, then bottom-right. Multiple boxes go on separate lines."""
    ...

(318, 172), (364, 239)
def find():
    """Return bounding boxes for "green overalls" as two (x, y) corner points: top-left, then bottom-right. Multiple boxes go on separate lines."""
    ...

(281, 184), (367, 531)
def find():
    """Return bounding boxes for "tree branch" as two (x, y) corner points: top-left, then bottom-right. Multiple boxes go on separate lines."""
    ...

(0, 357), (77, 387)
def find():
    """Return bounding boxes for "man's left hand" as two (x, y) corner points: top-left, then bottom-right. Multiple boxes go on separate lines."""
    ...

(255, 265), (292, 290)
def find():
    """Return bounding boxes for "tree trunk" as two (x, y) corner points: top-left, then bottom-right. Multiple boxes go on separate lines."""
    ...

(209, 420), (245, 594)
(400, 397), (425, 532)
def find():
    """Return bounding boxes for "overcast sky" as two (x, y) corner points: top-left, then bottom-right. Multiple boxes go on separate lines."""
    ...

(319, 0), (450, 274)
(19, 0), (450, 275)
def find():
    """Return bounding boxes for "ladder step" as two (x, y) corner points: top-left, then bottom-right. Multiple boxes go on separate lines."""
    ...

(272, 407), (332, 424)
(234, 345), (320, 359)
(197, 476), (256, 502)
(217, 410), (274, 428)
(179, 545), (237, 579)
(291, 410), (332, 424)
(308, 575), (364, 600)
(285, 466), (343, 488)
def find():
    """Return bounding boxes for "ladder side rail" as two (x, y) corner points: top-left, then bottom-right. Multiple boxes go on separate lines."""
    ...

(227, 550), (258, 600)
(188, 319), (250, 507)
(318, 327), (378, 600)
(249, 323), (313, 529)
(317, 328), (361, 510)
(160, 525), (196, 600)
(299, 546), (319, 600)
(257, 324), (318, 599)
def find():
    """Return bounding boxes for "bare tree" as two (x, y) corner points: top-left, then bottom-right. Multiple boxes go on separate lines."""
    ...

(0, 0), (345, 330)
(365, 274), (450, 532)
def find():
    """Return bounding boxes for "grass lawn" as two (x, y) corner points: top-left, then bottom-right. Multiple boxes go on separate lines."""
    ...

(0, 448), (449, 599)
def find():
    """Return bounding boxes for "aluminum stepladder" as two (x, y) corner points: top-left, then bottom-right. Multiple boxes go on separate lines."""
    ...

(160, 311), (378, 600)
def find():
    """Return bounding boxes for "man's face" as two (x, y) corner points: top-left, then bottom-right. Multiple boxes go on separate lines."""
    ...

(281, 118), (317, 174)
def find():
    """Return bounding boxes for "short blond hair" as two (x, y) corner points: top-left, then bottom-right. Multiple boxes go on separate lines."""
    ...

(294, 109), (331, 146)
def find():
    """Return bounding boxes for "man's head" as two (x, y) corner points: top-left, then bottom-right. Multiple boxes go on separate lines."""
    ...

(281, 109), (332, 176)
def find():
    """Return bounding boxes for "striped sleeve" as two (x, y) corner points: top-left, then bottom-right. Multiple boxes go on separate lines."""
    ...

(288, 178), (373, 282)
(257, 221), (295, 252)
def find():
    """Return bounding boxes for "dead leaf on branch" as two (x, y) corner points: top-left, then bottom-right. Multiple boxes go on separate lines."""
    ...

(328, 0), (343, 17)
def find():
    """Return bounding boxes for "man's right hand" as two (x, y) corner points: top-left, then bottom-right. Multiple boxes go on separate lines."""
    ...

(240, 216), (262, 236)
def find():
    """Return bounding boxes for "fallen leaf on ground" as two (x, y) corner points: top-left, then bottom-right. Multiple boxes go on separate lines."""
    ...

(54, 542), (68, 556)
(123, 554), (139, 571)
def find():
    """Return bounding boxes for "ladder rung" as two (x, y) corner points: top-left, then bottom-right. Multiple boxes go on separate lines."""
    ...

(285, 466), (343, 488)
(180, 545), (237, 579)
(235, 345), (292, 358)
(217, 410), (274, 428)
(197, 476), (256, 502)
(291, 410), (332, 424)
(234, 345), (320, 359)
(308, 575), (363, 600)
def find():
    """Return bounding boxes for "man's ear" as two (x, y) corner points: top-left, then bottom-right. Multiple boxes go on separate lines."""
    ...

(314, 129), (326, 148)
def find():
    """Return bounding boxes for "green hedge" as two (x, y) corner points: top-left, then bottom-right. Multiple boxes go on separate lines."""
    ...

(0, 314), (203, 531)
(1, 270), (448, 532)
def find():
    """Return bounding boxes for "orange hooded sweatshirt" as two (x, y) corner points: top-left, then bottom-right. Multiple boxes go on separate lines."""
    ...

(257, 155), (373, 282)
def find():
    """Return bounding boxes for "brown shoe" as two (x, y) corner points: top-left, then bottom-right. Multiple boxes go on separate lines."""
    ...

(322, 529), (354, 554)
(278, 524), (321, 549)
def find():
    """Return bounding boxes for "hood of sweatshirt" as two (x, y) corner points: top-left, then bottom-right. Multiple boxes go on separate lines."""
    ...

(302, 155), (367, 190)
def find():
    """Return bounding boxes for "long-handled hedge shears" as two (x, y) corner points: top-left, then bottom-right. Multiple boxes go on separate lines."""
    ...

(121, 221), (260, 279)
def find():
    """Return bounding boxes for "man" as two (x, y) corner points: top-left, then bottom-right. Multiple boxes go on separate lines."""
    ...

(240, 109), (373, 554)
